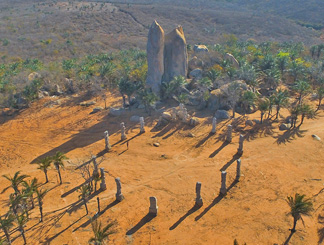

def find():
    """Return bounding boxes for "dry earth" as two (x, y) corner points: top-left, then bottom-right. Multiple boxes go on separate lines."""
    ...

(1, 93), (324, 244)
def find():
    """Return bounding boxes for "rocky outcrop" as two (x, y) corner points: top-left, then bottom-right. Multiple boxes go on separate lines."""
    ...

(188, 56), (204, 71)
(146, 20), (165, 94)
(225, 53), (239, 69)
(193, 45), (209, 53)
(163, 26), (188, 83)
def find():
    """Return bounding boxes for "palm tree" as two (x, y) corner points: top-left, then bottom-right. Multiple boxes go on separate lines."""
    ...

(271, 89), (289, 119)
(0, 213), (14, 244)
(298, 104), (315, 127)
(241, 91), (257, 114)
(7, 193), (26, 218)
(16, 212), (28, 244)
(22, 177), (38, 209)
(257, 98), (270, 123)
(93, 174), (102, 192)
(88, 219), (115, 245)
(35, 187), (48, 222)
(293, 80), (311, 105)
(52, 152), (68, 185)
(37, 156), (52, 183)
(2, 171), (29, 195)
(287, 193), (313, 233)
(316, 86), (324, 111)
(289, 106), (300, 128)
(78, 184), (92, 215)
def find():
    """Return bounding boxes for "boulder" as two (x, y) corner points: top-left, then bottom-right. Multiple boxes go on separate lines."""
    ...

(162, 112), (172, 121)
(146, 20), (165, 95)
(193, 44), (209, 53)
(28, 72), (41, 81)
(189, 69), (202, 79)
(53, 84), (63, 96)
(163, 26), (188, 82)
(245, 120), (253, 127)
(91, 107), (103, 114)
(190, 117), (200, 126)
(312, 134), (321, 141)
(188, 56), (204, 70)
(215, 110), (230, 120)
(38, 90), (49, 99)
(80, 101), (96, 107)
(279, 123), (291, 131)
(130, 115), (141, 122)
(109, 107), (125, 116)
(224, 53), (239, 69)
(153, 142), (160, 147)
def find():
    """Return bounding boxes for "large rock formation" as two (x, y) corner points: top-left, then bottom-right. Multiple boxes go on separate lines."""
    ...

(163, 26), (188, 83)
(146, 20), (165, 94)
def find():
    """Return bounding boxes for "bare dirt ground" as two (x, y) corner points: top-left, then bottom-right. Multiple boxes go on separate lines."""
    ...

(1, 93), (324, 244)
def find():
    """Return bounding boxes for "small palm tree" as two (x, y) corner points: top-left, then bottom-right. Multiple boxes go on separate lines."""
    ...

(88, 219), (116, 245)
(22, 177), (39, 209)
(35, 187), (48, 222)
(93, 175), (102, 192)
(37, 156), (52, 183)
(52, 152), (68, 185)
(241, 91), (257, 114)
(0, 213), (14, 244)
(2, 171), (29, 195)
(271, 89), (289, 119)
(8, 193), (26, 218)
(78, 184), (92, 215)
(257, 98), (270, 123)
(316, 86), (324, 111)
(293, 80), (310, 105)
(298, 104), (315, 127)
(16, 212), (28, 244)
(287, 193), (313, 233)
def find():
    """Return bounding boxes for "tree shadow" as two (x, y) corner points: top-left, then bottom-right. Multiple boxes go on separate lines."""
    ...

(67, 189), (103, 214)
(42, 214), (87, 244)
(283, 230), (294, 245)
(195, 180), (238, 221)
(73, 200), (119, 232)
(209, 141), (229, 158)
(126, 213), (155, 235)
(220, 153), (240, 171)
(318, 214), (324, 244)
(244, 119), (275, 141)
(61, 178), (92, 198)
(169, 204), (201, 230)
(30, 113), (122, 163)
(273, 126), (307, 145)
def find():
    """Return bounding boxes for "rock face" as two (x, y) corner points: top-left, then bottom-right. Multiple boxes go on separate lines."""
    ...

(225, 53), (240, 69)
(193, 44), (209, 53)
(146, 21), (165, 94)
(163, 26), (188, 83)
(189, 69), (202, 79)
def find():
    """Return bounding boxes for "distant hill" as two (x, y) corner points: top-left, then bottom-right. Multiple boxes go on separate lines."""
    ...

(0, 0), (322, 62)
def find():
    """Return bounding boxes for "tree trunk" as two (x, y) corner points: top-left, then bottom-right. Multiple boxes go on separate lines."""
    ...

(298, 114), (305, 127)
(232, 105), (235, 118)
(260, 112), (264, 124)
(317, 98), (322, 111)
(39, 201), (43, 222)
(44, 169), (48, 183)
(291, 217), (298, 233)
(56, 166), (62, 185)
(3, 229), (11, 245)
(20, 228), (27, 244)
(30, 195), (34, 209)
(122, 95), (126, 108)
(276, 105), (280, 119)
(83, 199), (88, 215)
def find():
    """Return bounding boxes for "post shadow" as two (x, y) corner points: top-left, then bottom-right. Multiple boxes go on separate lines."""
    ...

(209, 141), (229, 158)
(220, 153), (240, 172)
(73, 200), (119, 232)
(195, 133), (214, 148)
(126, 213), (155, 235)
(61, 178), (92, 198)
(169, 205), (201, 230)
(195, 180), (238, 221)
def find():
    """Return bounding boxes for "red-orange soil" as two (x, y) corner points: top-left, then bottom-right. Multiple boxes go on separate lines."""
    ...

(0, 92), (324, 244)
